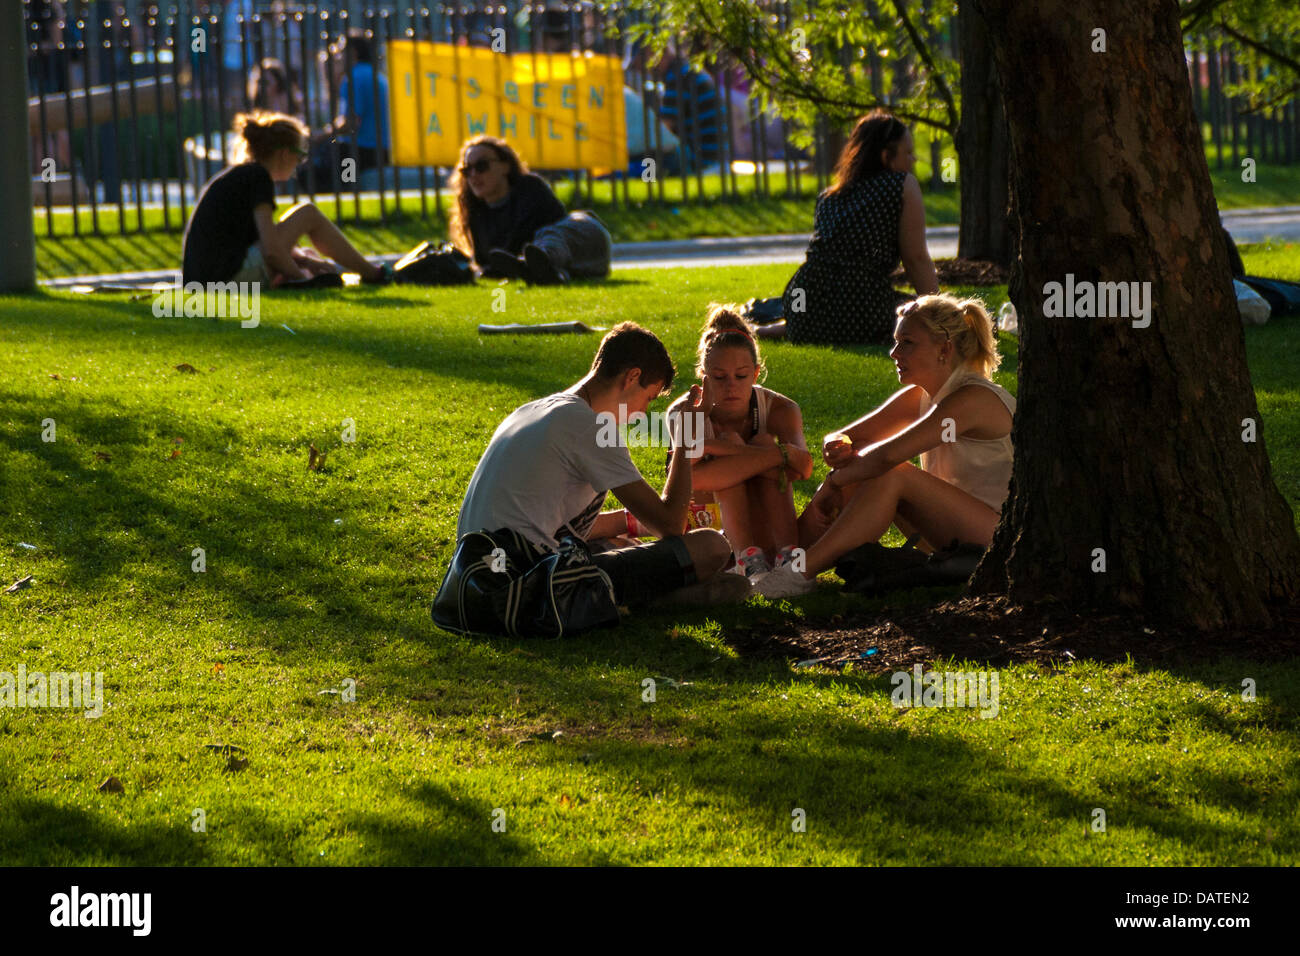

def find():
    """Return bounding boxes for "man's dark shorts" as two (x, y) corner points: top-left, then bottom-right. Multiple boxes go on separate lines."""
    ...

(588, 536), (696, 607)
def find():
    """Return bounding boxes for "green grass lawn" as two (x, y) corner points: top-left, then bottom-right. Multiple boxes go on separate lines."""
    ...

(2, 252), (1298, 865)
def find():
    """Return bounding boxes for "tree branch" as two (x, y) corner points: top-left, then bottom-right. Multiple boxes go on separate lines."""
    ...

(891, 0), (960, 130)
(1181, 0), (1235, 32)
(1217, 19), (1300, 78)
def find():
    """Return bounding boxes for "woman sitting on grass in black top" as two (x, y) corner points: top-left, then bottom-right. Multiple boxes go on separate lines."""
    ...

(448, 135), (612, 285)
(181, 111), (391, 288)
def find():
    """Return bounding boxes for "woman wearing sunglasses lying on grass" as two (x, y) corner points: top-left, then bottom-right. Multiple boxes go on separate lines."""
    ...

(753, 294), (1015, 598)
(448, 135), (613, 285)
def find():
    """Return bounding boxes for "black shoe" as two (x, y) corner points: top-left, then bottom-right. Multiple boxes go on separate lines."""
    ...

(487, 248), (527, 280)
(523, 243), (569, 285)
(281, 272), (344, 290)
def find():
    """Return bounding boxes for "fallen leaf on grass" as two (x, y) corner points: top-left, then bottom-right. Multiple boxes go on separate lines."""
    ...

(94, 451), (112, 462)
(49, 373), (60, 380)
(210, 663), (225, 677)
(559, 793), (572, 808)
(515, 730), (564, 747)
(174, 363), (199, 374)
(308, 444), (327, 472)
(4, 575), (34, 594)
(172, 437), (184, 445)
(98, 776), (124, 794)
(168, 449), (181, 460)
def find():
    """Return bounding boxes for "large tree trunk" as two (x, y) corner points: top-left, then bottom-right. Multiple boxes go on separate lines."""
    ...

(955, 1), (1011, 264)
(968, 0), (1300, 629)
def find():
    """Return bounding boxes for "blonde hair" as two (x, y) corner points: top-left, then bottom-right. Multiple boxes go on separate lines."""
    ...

(231, 111), (308, 165)
(695, 303), (763, 380)
(899, 294), (1001, 378)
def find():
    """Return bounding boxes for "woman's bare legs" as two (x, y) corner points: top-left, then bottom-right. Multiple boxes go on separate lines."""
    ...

(713, 474), (799, 560)
(749, 473), (798, 560)
(713, 484), (756, 554)
(273, 202), (382, 279)
(800, 462), (999, 576)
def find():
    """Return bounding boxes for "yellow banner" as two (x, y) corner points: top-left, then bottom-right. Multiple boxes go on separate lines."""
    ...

(386, 42), (626, 172)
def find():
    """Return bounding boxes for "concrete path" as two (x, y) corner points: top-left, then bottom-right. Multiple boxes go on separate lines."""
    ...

(37, 206), (1300, 288)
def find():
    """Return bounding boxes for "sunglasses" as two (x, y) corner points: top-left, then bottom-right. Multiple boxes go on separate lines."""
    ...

(458, 157), (495, 175)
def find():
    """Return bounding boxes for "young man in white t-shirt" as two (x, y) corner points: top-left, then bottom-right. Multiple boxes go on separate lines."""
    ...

(457, 322), (737, 608)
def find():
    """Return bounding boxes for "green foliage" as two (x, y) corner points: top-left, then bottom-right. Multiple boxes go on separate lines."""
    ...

(1187, 2), (1298, 112)
(610, 0), (960, 141)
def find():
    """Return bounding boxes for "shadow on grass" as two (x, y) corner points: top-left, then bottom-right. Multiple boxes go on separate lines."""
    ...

(344, 781), (548, 865)
(0, 797), (206, 865)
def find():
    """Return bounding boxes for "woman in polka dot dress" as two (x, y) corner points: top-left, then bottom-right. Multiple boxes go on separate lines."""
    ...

(759, 111), (939, 345)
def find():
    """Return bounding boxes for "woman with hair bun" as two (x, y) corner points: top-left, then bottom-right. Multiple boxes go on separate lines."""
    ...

(755, 294), (1014, 598)
(181, 111), (391, 287)
(758, 109), (939, 345)
(685, 304), (814, 578)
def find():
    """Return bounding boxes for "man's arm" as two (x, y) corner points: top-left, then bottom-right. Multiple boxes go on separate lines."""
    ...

(610, 383), (712, 537)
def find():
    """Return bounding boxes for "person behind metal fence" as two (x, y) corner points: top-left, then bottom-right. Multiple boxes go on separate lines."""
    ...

(247, 58), (304, 120)
(754, 295), (1014, 598)
(455, 323), (741, 610)
(683, 305), (814, 580)
(448, 136), (613, 286)
(757, 111), (940, 346)
(181, 111), (392, 288)
(299, 30), (390, 192)
(653, 44), (722, 173)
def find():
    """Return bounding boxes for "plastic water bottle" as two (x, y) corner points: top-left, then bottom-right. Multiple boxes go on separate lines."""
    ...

(998, 301), (1019, 336)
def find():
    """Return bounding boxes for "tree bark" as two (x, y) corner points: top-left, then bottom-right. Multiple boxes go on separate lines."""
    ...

(968, 0), (1300, 629)
(955, 0), (1011, 263)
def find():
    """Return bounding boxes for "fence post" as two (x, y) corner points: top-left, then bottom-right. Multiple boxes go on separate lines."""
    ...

(1, 0), (36, 290)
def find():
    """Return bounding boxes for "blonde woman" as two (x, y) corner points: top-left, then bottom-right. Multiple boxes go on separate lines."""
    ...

(756, 294), (1014, 597)
(687, 305), (813, 577)
(181, 111), (390, 287)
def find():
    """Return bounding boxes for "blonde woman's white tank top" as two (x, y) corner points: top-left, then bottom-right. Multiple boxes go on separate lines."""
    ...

(917, 367), (1016, 512)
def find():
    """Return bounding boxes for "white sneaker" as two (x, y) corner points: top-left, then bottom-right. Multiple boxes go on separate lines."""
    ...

(736, 546), (772, 579)
(773, 545), (799, 570)
(754, 564), (816, 598)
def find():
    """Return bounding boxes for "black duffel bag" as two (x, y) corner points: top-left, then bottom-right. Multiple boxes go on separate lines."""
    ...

(432, 528), (621, 638)
(836, 536), (986, 595)
(393, 240), (476, 285)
